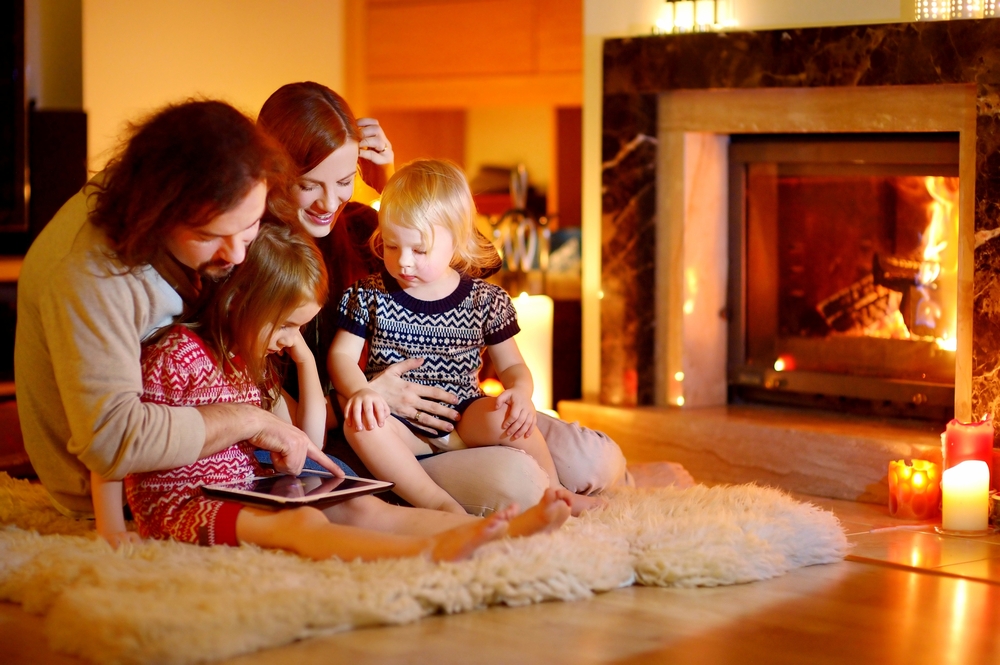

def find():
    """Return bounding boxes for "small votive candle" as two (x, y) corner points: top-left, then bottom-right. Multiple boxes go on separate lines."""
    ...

(888, 459), (941, 520)
(941, 460), (990, 532)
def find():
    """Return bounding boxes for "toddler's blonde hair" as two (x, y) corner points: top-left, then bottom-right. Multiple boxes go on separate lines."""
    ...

(374, 159), (497, 277)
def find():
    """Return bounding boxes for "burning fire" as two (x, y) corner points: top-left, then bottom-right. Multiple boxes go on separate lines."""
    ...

(857, 176), (958, 350)
(918, 176), (956, 350)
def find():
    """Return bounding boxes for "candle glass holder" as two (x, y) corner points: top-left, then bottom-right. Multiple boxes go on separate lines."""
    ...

(888, 459), (941, 520)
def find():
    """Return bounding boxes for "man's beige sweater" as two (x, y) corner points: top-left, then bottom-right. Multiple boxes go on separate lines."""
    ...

(15, 186), (206, 516)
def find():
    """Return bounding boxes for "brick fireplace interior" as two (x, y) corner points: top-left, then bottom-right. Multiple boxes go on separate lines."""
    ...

(560, 20), (1000, 504)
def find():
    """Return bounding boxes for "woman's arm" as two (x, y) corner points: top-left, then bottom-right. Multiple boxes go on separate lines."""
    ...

(90, 471), (141, 548)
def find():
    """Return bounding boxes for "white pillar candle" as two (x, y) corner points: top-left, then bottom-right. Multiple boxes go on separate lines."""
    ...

(512, 293), (553, 412)
(941, 460), (990, 532)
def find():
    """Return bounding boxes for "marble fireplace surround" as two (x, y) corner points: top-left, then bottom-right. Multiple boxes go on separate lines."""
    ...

(559, 21), (1000, 503)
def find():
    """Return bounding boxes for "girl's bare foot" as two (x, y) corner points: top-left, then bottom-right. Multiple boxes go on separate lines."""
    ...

(508, 488), (572, 537)
(428, 506), (514, 561)
(565, 491), (606, 517)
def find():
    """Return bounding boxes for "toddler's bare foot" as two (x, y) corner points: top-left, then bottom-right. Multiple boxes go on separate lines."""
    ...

(627, 461), (695, 489)
(428, 507), (513, 561)
(565, 491), (606, 517)
(507, 488), (572, 537)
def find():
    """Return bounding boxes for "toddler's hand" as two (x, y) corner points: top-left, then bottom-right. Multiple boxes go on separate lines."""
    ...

(495, 388), (536, 440)
(345, 388), (390, 431)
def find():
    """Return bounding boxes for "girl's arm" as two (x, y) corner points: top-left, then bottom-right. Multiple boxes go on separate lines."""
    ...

(91, 471), (141, 548)
(329, 329), (390, 430)
(486, 338), (537, 440)
(281, 329), (328, 448)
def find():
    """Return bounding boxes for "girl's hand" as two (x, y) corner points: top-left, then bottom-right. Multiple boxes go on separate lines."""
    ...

(283, 329), (314, 366)
(495, 388), (536, 440)
(345, 388), (390, 431)
(97, 528), (142, 549)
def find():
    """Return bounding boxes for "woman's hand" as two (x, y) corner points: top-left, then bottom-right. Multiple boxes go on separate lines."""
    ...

(367, 358), (460, 432)
(495, 387), (536, 440)
(344, 388), (390, 431)
(357, 117), (394, 193)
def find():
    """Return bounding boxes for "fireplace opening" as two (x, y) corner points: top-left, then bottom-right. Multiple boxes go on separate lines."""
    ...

(727, 133), (959, 421)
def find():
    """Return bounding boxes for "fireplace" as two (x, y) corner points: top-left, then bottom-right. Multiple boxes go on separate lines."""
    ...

(728, 132), (960, 421)
(597, 21), (1000, 427)
(557, 21), (1000, 503)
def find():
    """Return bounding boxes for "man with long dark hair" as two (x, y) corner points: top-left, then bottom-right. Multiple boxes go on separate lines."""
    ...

(15, 100), (339, 518)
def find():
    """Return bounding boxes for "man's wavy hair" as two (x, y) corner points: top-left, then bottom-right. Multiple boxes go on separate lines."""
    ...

(90, 100), (295, 268)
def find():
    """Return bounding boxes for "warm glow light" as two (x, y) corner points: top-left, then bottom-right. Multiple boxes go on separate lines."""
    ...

(888, 459), (941, 520)
(655, 2), (675, 32)
(676, 396), (685, 406)
(674, 1), (695, 31)
(674, 371), (685, 381)
(480, 378), (504, 397)
(513, 293), (553, 411)
(683, 300), (694, 315)
(596, 290), (604, 300)
(773, 355), (795, 372)
(370, 198), (381, 211)
(941, 460), (990, 532)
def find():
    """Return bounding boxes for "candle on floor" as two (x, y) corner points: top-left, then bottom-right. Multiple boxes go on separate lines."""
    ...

(941, 460), (990, 532)
(942, 415), (994, 487)
(512, 293), (553, 411)
(887, 459), (941, 520)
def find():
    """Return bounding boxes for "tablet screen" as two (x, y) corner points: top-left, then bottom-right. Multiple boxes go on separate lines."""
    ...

(202, 472), (393, 508)
(244, 473), (377, 498)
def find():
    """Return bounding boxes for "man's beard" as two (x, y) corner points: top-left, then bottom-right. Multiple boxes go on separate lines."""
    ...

(198, 261), (236, 282)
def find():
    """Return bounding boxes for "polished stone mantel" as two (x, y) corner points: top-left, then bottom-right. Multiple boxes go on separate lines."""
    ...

(600, 20), (1000, 423)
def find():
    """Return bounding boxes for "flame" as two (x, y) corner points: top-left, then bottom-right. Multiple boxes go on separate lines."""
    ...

(914, 177), (957, 336)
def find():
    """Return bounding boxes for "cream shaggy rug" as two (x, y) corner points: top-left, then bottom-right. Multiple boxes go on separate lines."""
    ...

(0, 472), (849, 665)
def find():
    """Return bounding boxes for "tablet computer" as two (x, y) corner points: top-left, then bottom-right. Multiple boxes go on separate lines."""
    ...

(201, 471), (394, 510)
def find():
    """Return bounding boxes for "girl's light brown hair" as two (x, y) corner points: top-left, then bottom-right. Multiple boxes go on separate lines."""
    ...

(196, 223), (328, 405)
(373, 159), (496, 278)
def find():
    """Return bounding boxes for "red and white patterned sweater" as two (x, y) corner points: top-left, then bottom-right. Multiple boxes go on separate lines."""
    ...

(124, 325), (266, 546)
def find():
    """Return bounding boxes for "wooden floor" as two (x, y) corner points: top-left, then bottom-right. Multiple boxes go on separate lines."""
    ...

(6, 494), (1000, 664)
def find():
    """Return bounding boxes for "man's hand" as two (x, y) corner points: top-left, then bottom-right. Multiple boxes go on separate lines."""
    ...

(247, 409), (343, 477)
(367, 358), (460, 432)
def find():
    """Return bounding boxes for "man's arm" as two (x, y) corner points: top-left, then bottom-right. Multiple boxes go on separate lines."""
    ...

(196, 402), (341, 476)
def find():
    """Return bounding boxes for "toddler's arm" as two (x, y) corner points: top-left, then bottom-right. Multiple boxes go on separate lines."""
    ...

(329, 329), (390, 430)
(486, 338), (537, 440)
(91, 471), (141, 548)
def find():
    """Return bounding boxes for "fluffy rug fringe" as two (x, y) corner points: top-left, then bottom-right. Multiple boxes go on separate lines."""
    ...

(0, 472), (848, 665)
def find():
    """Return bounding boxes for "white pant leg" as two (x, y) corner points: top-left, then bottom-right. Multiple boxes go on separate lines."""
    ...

(535, 412), (628, 495)
(419, 446), (548, 516)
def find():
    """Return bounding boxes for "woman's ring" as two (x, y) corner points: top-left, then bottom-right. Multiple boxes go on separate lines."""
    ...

(414, 411), (421, 422)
